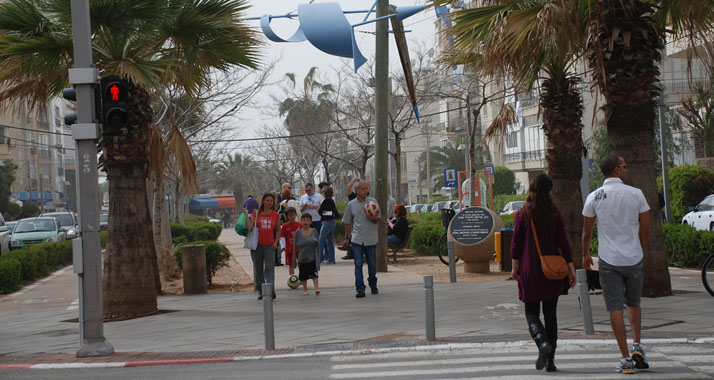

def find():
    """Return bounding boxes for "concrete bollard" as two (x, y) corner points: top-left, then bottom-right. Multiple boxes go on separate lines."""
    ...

(182, 244), (207, 294)
(447, 240), (457, 283)
(262, 283), (275, 350)
(576, 269), (595, 335)
(424, 275), (436, 341)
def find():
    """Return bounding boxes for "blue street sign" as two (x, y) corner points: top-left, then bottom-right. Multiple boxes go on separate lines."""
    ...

(444, 168), (457, 188)
(484, 165), (494, 175)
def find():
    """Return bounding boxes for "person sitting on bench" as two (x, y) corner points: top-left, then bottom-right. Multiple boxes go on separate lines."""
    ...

(387, 204), (409, 245)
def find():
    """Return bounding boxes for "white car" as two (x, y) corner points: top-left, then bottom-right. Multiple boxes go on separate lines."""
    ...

(0, 212), (10, 255)
(681, 194), (714, 231)
(500, 201), (525, 215)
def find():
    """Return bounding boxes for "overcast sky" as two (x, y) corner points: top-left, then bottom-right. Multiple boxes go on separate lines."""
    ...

(235, 0), (437, 148)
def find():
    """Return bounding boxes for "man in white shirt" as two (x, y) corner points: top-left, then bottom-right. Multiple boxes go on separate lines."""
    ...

(300, 183), (323, 231)
(582, 154), (650, 374)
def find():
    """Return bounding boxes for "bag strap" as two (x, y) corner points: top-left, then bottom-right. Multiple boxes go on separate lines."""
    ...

(528, 215), (544, 259)
(528, 214), (562, 259)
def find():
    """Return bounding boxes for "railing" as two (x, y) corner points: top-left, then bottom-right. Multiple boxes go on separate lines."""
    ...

(504, 149), (545, 163)
(662, 79), (709, 95)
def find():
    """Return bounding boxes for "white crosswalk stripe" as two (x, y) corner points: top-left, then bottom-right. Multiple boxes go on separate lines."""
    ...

(328, 343), (714, 380)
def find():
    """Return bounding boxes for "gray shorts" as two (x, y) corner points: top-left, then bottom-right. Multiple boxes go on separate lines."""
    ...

(599, 259), (643, 312)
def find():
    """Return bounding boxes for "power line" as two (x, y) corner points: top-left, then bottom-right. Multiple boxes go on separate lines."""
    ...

(1, 123), (73, 137)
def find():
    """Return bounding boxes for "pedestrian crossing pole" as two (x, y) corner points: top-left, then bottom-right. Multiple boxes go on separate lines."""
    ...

(69, 0), (113, 357)
(424, 276), (436, 341)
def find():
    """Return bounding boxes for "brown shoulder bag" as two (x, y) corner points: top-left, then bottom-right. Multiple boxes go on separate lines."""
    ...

(529, 216), (568, 280)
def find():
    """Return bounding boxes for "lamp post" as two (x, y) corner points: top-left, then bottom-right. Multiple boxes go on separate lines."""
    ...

(458, 143), (470, 205)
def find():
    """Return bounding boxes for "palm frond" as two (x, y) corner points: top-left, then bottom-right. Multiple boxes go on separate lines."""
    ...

(166, 125), (199, 195)
(483, 103), (515, 151)
(147, 124), (167, 178)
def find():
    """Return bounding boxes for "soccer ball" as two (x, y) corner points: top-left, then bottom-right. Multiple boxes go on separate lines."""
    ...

(364, 201), (380, 218)
(287, 275), (300, 289)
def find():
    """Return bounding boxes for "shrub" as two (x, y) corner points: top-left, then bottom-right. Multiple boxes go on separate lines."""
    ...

(4, 202), (21, 220)
(667, 165), (714, 222)
(174, 241), (231, 285)
(498, 214), (515, 229)
(171, 222), (221, 245)
(409, 220), (443, 255)
(334, 220), (346, 243)
(20, 202), (40, 218)
(0, 241), (73, 294)
(184, 214), (209, 225)
(493, 166), (516, 195)
(101, 231), (108, 249)
(0, 258), (21, 293)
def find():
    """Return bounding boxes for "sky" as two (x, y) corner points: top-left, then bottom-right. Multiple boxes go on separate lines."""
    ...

(236, 0), (437, 148)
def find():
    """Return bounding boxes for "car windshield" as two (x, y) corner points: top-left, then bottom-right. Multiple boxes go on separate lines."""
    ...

(100, 214), (108, 223)
(511, 201), (524, 210)
(6, 222), (16, 233)
(45, 214), (74, 227)
(14, 219), (56, 233)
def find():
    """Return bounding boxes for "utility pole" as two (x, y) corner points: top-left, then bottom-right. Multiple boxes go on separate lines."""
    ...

(658, 97), (672, 223)
(425, 122), (431, 204)
(374, 0), (389, 272)
(69, 0), (113, 357)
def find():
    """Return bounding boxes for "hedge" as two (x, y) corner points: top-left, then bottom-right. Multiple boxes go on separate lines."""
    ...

(0, 241), (73, 294)
(171, 222), (221, 245)
(663, 224), (714, 268)
(665, 165), (714, 222)
(174, 240), (231, 285)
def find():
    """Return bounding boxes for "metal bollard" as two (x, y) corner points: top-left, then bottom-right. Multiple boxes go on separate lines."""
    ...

(424, 275), (436, 341)
(576, 269), (595, 335)
(262, 283), (275, 350)
(447, 240), (456, 283)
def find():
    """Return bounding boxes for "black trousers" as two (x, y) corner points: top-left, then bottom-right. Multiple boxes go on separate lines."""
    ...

(525, 297), (558, 359)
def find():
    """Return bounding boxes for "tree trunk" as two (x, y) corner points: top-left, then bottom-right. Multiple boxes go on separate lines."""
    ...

(541, 73), (585, 269)
(589, 0), (671, 297)
(102, 164), (158, 320)
(146, 175), (161, 292)
(152, 172), (178, 284)
(175, 184), (185, 225)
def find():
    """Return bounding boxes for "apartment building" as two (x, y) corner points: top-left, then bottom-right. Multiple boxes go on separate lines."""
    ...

(0, 98), (77, 212)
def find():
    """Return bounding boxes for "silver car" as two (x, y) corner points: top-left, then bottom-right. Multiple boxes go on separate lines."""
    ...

(40, 212), (79, 239)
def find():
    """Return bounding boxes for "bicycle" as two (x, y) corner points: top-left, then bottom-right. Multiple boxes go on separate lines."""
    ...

(703, 252), (714, 297)
(436, 208), (459, 265)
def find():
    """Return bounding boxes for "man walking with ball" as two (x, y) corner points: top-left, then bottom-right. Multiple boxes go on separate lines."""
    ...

(342, 181), (380, 298)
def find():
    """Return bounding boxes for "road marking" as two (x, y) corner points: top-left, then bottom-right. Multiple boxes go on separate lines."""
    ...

(66, 299), (79, 311)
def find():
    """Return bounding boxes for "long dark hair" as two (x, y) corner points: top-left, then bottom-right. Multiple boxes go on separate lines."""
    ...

(523, 174), (560, 229)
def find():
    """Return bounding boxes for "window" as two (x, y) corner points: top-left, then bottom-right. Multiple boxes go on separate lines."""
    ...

(440, 138), (448, 147)
(506, 131), (518, 148)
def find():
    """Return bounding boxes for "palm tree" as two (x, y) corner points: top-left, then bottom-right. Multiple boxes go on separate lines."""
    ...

(438, 0), (589, 266)
(214, 153), (261, 210)
(418, 142), (466, 191)
(586, 0), (714, 296)
(279, 67), (335, 183)
(0, 0), (259, 319)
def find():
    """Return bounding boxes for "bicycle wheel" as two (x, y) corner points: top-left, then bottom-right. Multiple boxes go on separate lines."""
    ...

(437, 233), (460, 265)
(702, 253), (714, 297)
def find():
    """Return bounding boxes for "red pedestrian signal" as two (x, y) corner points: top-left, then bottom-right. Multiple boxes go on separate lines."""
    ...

(100, 75), (129, 132)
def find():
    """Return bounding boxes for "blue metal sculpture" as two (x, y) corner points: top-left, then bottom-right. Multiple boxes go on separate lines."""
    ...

(247, 1), (430, 121)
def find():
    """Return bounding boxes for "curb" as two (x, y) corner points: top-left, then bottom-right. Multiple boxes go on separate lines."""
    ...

(3, 337), (713, 370)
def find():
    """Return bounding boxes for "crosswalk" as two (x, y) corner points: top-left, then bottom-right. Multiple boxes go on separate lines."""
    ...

(326, 342), (714, 379)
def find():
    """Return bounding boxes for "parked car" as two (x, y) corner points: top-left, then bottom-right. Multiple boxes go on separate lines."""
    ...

(100, 214), (109, 232)
(10, 217), (66, 250)
(410, 204), (425, 213)
(500, 201), (525, 215)
(430, 201), (450, 212)
(0, 212), (9, 255)
(40, 211), (79, 239)
(681, 194), (714, 231)
(6, 221), (17, 234)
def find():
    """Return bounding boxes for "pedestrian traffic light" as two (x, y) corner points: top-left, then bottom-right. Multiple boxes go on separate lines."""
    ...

(61, 85), (101, 126)
(100, 75), (129, 132)
(62, 88), (78, 125)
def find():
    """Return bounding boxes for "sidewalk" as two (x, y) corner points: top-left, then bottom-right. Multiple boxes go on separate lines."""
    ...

(0, 229), (712, 366)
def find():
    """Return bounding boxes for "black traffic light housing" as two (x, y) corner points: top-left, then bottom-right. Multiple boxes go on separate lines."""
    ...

(100, 75), (130, 132)
(61, 85), (102, 126)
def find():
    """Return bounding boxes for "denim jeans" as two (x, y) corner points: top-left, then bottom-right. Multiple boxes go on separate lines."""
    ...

(319, 220), (336, 263)
(352, 243), (377, 293)
(387, 234), (402, 245)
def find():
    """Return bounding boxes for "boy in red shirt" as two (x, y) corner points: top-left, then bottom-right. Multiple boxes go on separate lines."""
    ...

(280, 207), (302, 276)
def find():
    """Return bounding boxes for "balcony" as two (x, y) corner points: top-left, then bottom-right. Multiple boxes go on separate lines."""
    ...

(662, 79), (709, 95)
(504, 149), (545, 163)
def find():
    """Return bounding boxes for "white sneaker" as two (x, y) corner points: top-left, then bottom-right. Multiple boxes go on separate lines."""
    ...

(631, 343), (649, 369)
(616, 357), (636, 374)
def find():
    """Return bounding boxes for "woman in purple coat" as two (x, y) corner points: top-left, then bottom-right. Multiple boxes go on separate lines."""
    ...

(511, 174), (576, 372)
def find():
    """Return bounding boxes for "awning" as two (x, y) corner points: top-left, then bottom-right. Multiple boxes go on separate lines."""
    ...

(44, 191), (53, 201)
(189, 198), (220, 210)
(18, 192), (29, 201)
(30, 191), (41, 201)
(212, 196), (236, 209)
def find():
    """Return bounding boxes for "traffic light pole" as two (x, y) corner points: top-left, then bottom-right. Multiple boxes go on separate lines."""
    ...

(69, 0), (113, 357)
